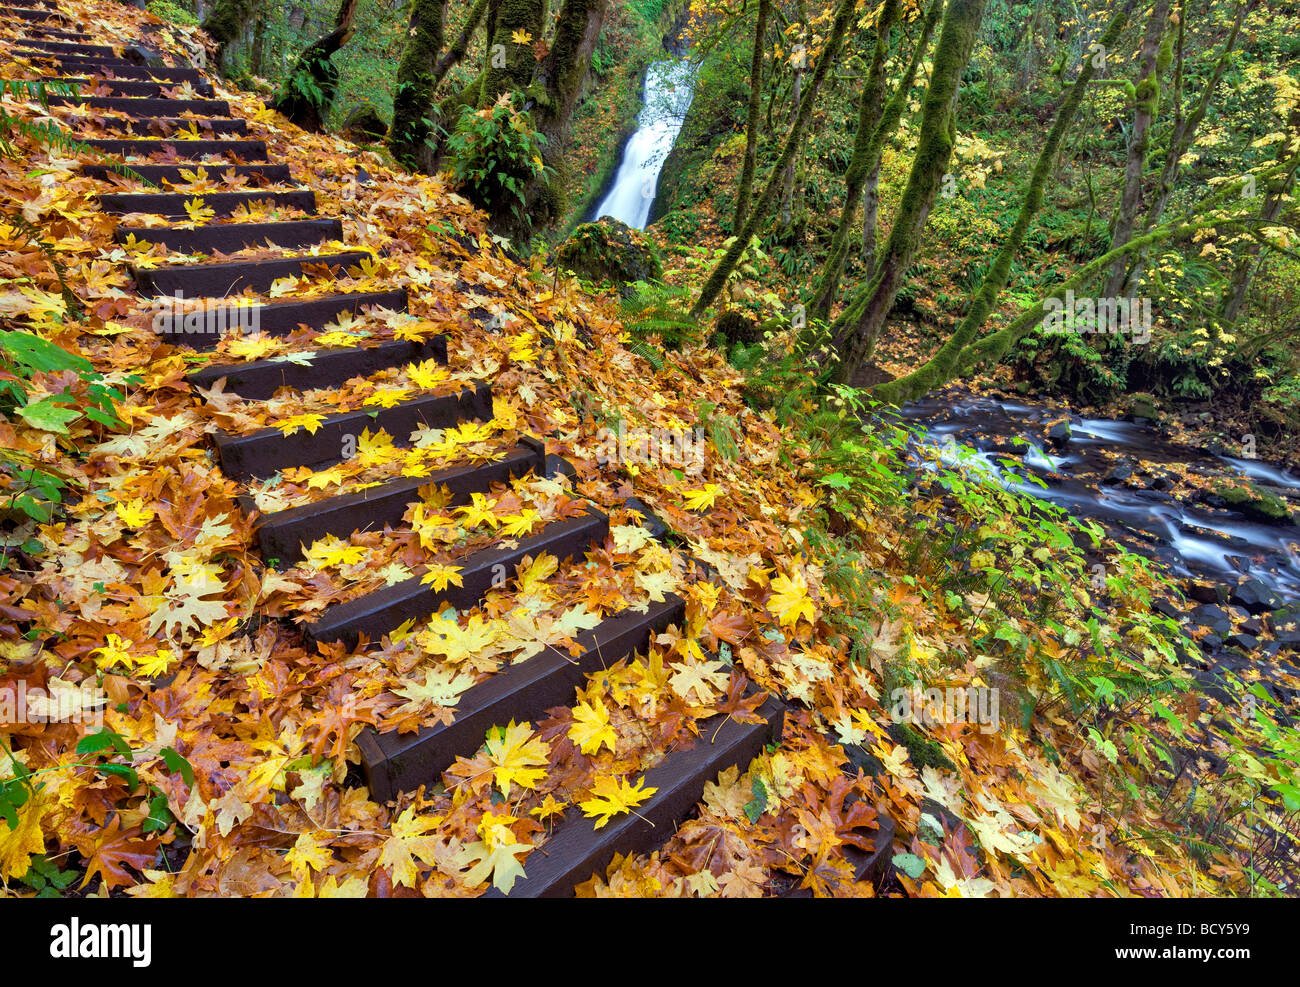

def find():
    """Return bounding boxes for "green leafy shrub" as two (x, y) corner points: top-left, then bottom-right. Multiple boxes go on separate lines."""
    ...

(446, 97), (550, 229)
(146, 0), (199, 27)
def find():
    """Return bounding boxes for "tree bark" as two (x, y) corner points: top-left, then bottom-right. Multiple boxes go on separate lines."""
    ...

(873, 1), (1135, 404)
(479, 0), (546, 107)
(271, 0), (362, 131)
(1217, 103), (1300, 328)
(828, 0), (991, 381)
(733, 0), (771, 232)
(1120, 0), (1255, 293)
(518, 0), (610, 229)
(388, 0), (451, 170)
(688, 0), (859, 320)
(808, 0), (936, 322)
(201, 0), (259, 65)
(1103, 0), (1171, 297)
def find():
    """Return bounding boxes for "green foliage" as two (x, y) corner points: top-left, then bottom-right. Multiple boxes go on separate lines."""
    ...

(146, 0), (199, 27)
(446, 98), (550, 227)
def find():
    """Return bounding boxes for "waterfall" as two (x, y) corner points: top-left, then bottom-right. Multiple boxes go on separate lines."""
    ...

(591, 59), (695, 230)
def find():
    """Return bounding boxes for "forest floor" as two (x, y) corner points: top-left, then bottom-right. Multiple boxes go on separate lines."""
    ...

(0, 0), (1295, 898)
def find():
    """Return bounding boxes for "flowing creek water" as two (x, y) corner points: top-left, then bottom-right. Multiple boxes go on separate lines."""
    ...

(590, 58), (695, 229)
(897, 389), (1300, 722)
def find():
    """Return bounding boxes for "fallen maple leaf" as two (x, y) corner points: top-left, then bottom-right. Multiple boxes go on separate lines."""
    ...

(580, 776), (658, 829)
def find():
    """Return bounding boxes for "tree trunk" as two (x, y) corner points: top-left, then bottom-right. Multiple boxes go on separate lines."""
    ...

(828, 0), (991, 381)
(873, 1), (1134, 404)
(778, 41), (804, 230)
(1121, 0), (1255, 293)
(688, 0), (859, 320)
(1102, 0), (1171, 298)
(733, 0), (771, 232)
(249, 0), (266, 76)
(388, 0), (450, 170)
(271, 0), (362, 131)
(808, 0), (936, 322)
(1217, 103), (1300, 328)
(517, 0), (609, 230)
(201, 0), (259, 65)
(479, 0), (546, 107)
(859, 159), (879, 275)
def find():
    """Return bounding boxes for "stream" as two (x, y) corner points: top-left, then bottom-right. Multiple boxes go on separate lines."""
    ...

(590, 58), (694, 230)
(898, 390), (1300, 688)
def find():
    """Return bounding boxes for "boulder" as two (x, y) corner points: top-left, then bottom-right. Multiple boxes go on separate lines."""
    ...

(555, 218), (663, 298)
(1230, 578), (1283, 614)
(1189, 604), (1231, 636)
(341, 105), (389, 144)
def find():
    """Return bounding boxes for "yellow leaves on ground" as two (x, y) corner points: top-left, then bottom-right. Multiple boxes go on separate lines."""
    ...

(303, 535), (368, 570)
(463, 811), (530, 893)
(275, 413), (326, 437)
(568, 695), (617, 755)
(419, 563), (465, 592)
(682, 483), (721, 512)
(484, 721), (550, 797)
(580, 776), (658, 829)
(114, 498), (155, 528)
(378, 806), (441, 889)
(768, 569), (816, 627)
(0, 787), (47, 881)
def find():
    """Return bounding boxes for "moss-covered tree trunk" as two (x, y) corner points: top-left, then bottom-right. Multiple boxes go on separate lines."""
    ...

(733, 0), (771, 231)
(778, 19), (805, 232)
(1103, 0), (1171, 297)
(826, 0), (990, 380)
(872, 1), (1134, 405)
(271, 0), (362, 131)
(1217, 102), (1300, 328)
(688, 0), (858, 319)
(479, 0), (546, 106)
(1120, 0), (1255, 293)
(388, 0), (450, 170)
(807, 0), (929, 321)
(515, 0), (609, 231)
(201, 0), (258, 66)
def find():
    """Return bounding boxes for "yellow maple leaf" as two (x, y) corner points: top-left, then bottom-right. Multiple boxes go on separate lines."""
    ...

(683, 483), (721, 512)
(511, 28), (533, 44)
(378, 806), (442, 889)
(498, 508), (542, 538)
(484, 721), (550, 797)
(515, 552), (558, 594)
(115, 498), (155, 528)
(275, 413), (326, 437)
(0, 787), (48, 880)
(364, 386), (412, 409)
(568, 696), (617, 755)
(90, 633), (135, 671)
(420, 562), (465, 592)
(285, 831), (335, 880)
(580, 775), (657, 829)
(182, 197), (214, 226)
(768, 570), (816, 627)
(455, 491), (500, 529)
(303, 536), (368, 570)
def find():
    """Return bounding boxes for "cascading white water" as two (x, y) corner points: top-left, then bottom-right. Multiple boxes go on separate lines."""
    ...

(591, 59), (694, 230)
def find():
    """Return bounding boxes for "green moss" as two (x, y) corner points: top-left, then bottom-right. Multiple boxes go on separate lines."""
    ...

(1214, 482), (1293, 523)
(888, 721), (957, 772)
(147, 0), (198, 28)
(556, 217), (663, 295)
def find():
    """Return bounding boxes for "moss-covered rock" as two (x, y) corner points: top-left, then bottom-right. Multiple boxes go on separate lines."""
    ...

(556, 218), (663, 296)
(341, 105), (389, 144)
(1213, 481), (1294, 523)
